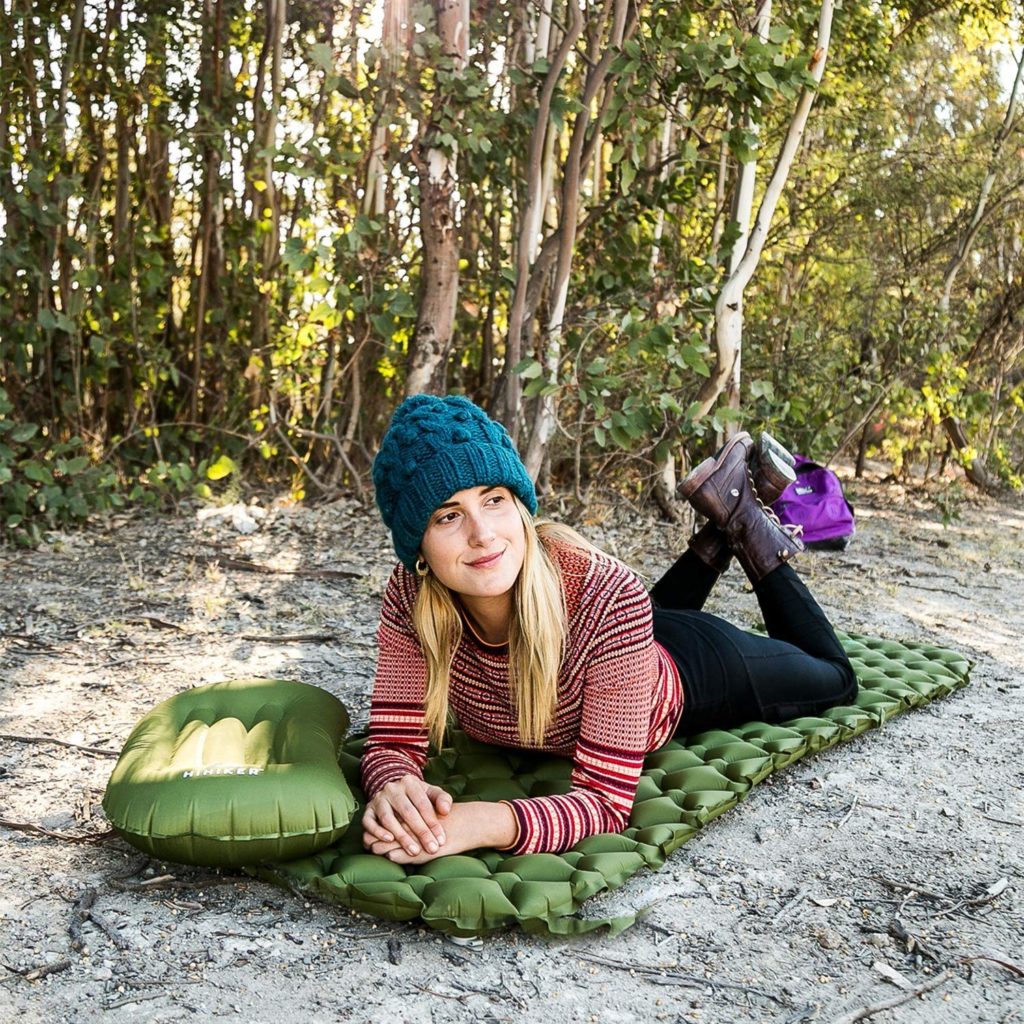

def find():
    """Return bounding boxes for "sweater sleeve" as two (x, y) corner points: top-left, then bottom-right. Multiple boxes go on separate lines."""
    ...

(360, 566), (431, 797)
(505, 568), (659, 854)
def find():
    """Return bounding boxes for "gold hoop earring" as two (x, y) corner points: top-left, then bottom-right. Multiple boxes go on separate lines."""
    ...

(415, 557), (430, 578)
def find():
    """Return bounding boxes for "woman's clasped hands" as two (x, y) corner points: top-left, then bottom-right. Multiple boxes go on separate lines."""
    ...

(361, 774), (517, 863)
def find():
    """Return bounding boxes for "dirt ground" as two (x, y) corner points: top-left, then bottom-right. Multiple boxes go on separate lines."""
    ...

(1, 467), (1022, 1024)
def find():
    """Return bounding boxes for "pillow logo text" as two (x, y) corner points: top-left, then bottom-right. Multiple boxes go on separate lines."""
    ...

(182, 766), (264, 778)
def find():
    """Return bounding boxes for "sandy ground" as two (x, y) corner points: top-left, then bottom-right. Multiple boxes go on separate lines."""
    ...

(1, 471), (1022, 1024)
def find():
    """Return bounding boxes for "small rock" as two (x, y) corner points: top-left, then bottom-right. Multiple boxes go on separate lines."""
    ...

(865, 933), (890, 948)
(93, 967), (113, 981)
(813, 927), (844, 950)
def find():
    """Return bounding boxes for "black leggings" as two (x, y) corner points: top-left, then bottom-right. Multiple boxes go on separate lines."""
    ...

(650, 551), (857, 734)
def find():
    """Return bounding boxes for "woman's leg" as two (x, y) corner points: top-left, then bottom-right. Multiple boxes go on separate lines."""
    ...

(654, 564), (857, 733)
(650, 549), (721, 611)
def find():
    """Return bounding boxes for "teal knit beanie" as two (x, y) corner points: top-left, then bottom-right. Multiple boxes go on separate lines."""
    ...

(373, 394), (538, 570)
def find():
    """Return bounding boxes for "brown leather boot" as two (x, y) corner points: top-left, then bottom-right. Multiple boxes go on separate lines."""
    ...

(681, 432), (803, 583)
(685, 433), (796, 572)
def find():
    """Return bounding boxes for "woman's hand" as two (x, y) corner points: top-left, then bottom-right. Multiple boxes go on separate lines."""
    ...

(366, 800), (517, 864)
(361, 775), (453, 858)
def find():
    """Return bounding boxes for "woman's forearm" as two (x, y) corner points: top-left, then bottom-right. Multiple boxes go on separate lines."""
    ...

(471, 800), (518, 850)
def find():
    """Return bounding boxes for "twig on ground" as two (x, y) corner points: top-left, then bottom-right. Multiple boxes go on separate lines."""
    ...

(239, 633), (339, 644)
(411, 982), (469, 1002)
(895, 889), (917, 917)
(772, 885), (810, 924)
(571, 952), (788, 1006)
(827, 968), (955, 1024)
(897, 581), (971, 599)
(118, 873), (176, 889)
(871, 876), (947, 902)
(983, 814), (1024, 826)
(778, 1007), (817, 1024)
(838, 796), (859, 829)
(69, 889), (97, 950)
(0, 632), (54, 649)
(78, 614), (186, 634)
(163, 898), (203, 912)
(89, 909), (131, 949)
(933, 877), (1009, 919)
(103, 991), (168, 1010)
(108, 873), (238, 893)
(0, 819), (116, 844)
(107, 854), (152, 882)
(450, 976), (515, 1005)
(0, 733), (120, 757)
(120, 614), (187, 631)
(191, 553), (362, 580)
(20, 959), (73, 982)
(889, 917), (943, 963)
(959, 952), (1024, 978)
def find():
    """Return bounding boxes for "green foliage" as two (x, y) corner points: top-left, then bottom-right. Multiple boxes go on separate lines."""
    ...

(0, 388), (121, 546)
(0, 0), (1020, 540)
(933, 481), (967, 527)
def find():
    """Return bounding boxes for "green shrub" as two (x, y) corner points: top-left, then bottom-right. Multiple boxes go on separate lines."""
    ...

(0, 386), (122, 546)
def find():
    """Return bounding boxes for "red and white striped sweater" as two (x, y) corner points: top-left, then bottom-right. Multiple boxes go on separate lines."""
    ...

(361, 541), (683, 854)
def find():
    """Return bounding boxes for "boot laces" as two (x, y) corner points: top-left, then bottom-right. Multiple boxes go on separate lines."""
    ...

(747, 467), (804, 541)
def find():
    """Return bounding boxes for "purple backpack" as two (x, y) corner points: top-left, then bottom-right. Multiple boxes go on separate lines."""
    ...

(771, 454), (855, 549)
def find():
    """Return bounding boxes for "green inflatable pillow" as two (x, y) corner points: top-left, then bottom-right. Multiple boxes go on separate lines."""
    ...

(103, 678), (356, 867)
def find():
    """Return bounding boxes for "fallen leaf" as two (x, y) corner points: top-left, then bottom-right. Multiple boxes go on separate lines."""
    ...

(873, 961), (913, 990)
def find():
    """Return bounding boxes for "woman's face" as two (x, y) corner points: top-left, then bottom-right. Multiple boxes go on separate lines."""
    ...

(419, 485), (526, 600)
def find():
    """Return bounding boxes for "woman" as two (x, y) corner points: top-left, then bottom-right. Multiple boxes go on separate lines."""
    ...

(362, 394), (856, 863)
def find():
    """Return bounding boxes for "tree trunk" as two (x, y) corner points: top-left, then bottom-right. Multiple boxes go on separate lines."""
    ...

(192, 0), (225, 424)
(250, 0), (285, 354)
(404, 0), (469, 397)
(523, 0), (632, 480)
(496, 2), (583, 435)
(649, 89), (681, 276)
(939, 46), (1024, 313)
(720, 0), (773, 428)
(694, 0), (835, 423)
(364, 0), (409, 218)
(930, 46), (1024, 489)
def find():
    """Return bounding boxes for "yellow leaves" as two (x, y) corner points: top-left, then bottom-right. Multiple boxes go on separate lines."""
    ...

(309, 301), (342, 329)
(959, 10), (1011, 50)
(948, 49), (986, 95)
(206, 455), (236, 481)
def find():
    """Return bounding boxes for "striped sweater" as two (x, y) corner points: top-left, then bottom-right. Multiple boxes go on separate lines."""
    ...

(361, 541), (683, 854)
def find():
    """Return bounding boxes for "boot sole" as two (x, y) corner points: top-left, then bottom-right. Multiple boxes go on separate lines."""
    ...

(759, 431), (796, 468)
(757, 449), (796, 497)
(678, 432), (752, 502)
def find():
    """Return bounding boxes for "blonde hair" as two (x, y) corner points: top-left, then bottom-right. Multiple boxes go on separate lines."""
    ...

(412, 498), (598, 748)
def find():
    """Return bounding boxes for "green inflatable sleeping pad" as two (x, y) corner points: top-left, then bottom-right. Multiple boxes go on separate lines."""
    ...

(255, 632), (970, 937)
